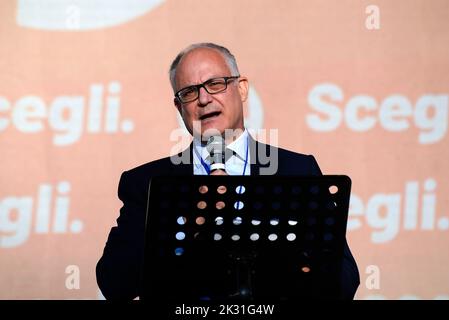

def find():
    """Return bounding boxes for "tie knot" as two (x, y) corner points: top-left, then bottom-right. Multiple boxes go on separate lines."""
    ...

(206, 148), (236, 164)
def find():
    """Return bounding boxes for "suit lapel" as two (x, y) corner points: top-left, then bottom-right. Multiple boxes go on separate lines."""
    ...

(249, 134), (280, 176)
(249, 134), (261, 176)
(170, 143), (194, 176)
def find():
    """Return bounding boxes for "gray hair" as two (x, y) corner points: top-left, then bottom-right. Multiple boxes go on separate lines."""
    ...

(169, 43), (240, 92)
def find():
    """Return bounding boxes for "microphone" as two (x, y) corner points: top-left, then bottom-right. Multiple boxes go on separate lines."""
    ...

(206, 135), (226, 173)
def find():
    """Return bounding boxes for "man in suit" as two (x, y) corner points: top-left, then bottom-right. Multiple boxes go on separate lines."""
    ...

(96, 43), (360, 300)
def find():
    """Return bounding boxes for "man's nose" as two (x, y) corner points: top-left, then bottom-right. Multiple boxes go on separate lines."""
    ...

(197, 86), (213, 106)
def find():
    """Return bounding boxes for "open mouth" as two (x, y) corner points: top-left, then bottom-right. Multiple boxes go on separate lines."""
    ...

(199, 111), (221, 121)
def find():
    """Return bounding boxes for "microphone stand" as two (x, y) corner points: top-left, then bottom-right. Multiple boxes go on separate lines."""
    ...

(228, 250), (257, 301)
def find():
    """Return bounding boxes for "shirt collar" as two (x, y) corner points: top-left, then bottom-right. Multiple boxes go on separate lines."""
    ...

(226, 129), (248, 161)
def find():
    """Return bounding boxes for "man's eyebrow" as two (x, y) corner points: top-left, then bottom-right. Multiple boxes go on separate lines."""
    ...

(180, 76), (222, 88)
(176, 82), (196, 91)
(181, 84), (197, 89)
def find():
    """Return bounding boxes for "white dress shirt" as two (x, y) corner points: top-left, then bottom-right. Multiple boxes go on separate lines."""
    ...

(193, 129), (251, 176)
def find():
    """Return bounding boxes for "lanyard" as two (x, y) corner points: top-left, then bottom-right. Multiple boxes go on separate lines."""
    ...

(195, 135), (249, 176)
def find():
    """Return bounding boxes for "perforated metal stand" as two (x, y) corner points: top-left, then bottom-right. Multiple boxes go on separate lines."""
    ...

(142, 175), (351, 302)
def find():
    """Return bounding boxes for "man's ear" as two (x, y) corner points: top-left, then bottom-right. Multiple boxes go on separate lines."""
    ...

(174, 98), (182, 114)
(238, 77), (249, 102)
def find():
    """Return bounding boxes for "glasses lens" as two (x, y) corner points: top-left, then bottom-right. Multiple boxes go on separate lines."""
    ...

(205, 78), (227, 93)
(177, 77), (236, 103)
(179, 87), (198, 103)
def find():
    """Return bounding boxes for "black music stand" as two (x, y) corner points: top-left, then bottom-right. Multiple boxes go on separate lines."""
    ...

(141, 175), (351, 302)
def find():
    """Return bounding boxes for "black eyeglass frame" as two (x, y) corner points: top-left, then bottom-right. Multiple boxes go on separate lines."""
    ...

(174, 76), (240, 103)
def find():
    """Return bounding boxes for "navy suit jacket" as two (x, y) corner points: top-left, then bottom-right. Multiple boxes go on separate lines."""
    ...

(96, 136), (360, 300)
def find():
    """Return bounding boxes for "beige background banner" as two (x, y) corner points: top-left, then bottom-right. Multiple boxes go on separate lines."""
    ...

(0, 0), (448, 299)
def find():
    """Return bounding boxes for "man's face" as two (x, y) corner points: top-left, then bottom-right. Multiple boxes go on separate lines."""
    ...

(173, 48), (249, 140)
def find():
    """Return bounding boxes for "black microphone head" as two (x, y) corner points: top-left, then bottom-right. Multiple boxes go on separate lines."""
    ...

(206, 135), (226, 171)
(206, 135), (224, 154)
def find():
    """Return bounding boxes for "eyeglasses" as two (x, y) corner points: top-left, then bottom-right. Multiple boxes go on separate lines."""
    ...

(175, 76), (240, 103)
